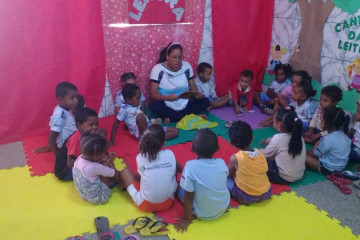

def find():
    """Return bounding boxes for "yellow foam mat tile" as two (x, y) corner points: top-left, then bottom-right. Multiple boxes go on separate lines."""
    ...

(168, 192), (359, 240)
(0, 167), (152, 240)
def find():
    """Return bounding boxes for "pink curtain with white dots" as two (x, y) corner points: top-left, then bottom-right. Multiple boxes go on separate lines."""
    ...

(101, 0), (205, 100)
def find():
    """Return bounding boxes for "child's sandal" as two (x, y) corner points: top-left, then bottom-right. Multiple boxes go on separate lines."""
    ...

(124, 216), (152, 234)
(139, 220), (170, 237)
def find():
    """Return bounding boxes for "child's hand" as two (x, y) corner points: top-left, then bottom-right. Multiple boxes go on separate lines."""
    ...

(194, 92), (204, 99)
(107, 152), (116, 160)
(174, 218), (192, 233)
(235, 106), (242, 114)
(260, 138), (271, 145)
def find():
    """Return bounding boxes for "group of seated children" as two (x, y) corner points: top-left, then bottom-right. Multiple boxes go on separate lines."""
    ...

(44, 59), (359, 233)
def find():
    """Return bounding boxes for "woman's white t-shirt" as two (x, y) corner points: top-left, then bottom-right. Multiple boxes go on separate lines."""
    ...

(150, 61), (194, 111)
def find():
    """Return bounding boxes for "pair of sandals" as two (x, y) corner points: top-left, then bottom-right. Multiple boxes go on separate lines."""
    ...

(326, 173), (352, 195)
(124, 216), (169, 237)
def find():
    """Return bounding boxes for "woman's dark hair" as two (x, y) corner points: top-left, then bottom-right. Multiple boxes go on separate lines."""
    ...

(298, 80), (316, 99)
(323, 106), (349, 134)
(192, 129), (219, 158)
(276, 107), (303, 158)
(120, 72), (136, 82)
(274, 63), (292, 78)
(228, 120), (253, 149)
(292, 70), (312, 85)
(122, 83), (140, 100)
(157, 42), (183, 64)
(197, 62), (212, 75)
(140, 124), (165, 161)
(321, 85), (343, 103)
(80, 133), (108, 159)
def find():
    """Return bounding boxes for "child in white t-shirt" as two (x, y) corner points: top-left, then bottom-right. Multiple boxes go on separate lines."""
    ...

(195, 62), (229, 110)
(110, 84), (178, 144)
(289, 81), (318, 132)
(115, 72), (146, 114)
(125, 124), (182, 212)
(175, 129), (230, 232)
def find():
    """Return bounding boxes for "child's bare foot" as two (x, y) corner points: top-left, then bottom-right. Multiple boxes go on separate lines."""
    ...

(199, 114), (207, 120)
(151, 118), (162, 125)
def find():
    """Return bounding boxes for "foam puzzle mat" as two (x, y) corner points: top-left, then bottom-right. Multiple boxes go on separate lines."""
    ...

(1, 167), (358, 239)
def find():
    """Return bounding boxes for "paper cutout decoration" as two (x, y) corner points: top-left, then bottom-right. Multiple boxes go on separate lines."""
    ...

(295, 44), (301, 52)
(268, 44), (286, 74)
(347, 58), (360, 91)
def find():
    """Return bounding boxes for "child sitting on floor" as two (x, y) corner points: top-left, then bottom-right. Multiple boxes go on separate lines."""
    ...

(195, 62), (229, 110)
(289, 80), (318, 132)
(231, 69), (255, 115)
(349, 103), (360, 162)
(115, 72), (146, 114)
(73, 133), (123, 204)
(125, 124), (182, 212)
(259, 70), (311, 127)
(304, 85), (342, 144)
(227, 121), (272, 204)
(175, 129), (230, 232)
(48, 82), (79, 156)
(54, 107), (102, 181)
(261, 107), (306, 184)
(306, 107), (351, 175)
(254, 64), (292, 115)
(110, 84), (178, 144)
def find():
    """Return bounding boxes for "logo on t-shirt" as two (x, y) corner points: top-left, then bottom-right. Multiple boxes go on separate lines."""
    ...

(139, 166), (146, 173)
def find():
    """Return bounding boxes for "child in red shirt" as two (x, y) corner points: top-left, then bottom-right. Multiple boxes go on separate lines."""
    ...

(231, 69), (254, 115)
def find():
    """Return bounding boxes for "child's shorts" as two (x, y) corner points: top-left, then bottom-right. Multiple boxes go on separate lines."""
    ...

(349, 142), (360, 163)
(226, 177), (272, 205)
(267, 160), (291, 185)
(318, 161), (334, 175)
(127, 182), (174, 212)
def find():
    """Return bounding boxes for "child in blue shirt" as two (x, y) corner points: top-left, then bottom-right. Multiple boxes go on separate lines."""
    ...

(175, 129), (230, 232)
(306, 106), (351, 175)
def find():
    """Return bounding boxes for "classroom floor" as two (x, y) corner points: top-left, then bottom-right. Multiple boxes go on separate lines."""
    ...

(1, 107), (359, 240)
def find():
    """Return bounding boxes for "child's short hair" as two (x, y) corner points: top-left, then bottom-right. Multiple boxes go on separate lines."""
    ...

(192, 129), (219, 158)
(56, 82), (77, 98)
(292, 70), (311, 84)
(228, 120), (253, 149)
(75, 107), (98, 124)
(299, 81), (316, 99)
(140, 124), (165, 161)
(197, 62), (212, 75)
(122, 83), (140, 100)
(274, 63), (292, 77)
(120, 72), (136, 82)
(321, 85), (342, 103)
(240, 69), (254, 80)
(80, 133), (108, 156)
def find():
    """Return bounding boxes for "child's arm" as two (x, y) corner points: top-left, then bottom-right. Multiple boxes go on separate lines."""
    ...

(48, 130), (59, 156)
(261, 135), (278, 160)
(231, 84), (241, 114)
(115, 106), (120, 115)
(141, 101), (146, 113)
(109, 119), (120, 146)
(67, 155), (77, 168)
(176, 160), (183, 173)
(175, 191), (194, 233)
(245, 87), (254, 111)
(266, 88), (277, 99)
(227, 155), (238, 177)
(234, 100), (241, 114)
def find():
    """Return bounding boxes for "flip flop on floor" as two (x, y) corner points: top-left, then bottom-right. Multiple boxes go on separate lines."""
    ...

(94, 216), (115, 240)
(326, 172), (352, 185)
(331, 180), (352, 195)
(70, 236), (85, 240)
(124, 216), (153, 235)
(340, 170), (360, 180)
(139, 220), (170, 237)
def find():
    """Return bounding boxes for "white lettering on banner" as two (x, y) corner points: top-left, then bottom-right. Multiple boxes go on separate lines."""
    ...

(172, 7), (184, 21)
(133, 0), (149, 12)
(129, 0), (184, 22)
(129, 11), (142, 21)
(165, 0), (178, 9)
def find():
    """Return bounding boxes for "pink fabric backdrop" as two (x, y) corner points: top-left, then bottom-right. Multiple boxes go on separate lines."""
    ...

(101, 0), (205, 99)
(0, 1), (106, 145)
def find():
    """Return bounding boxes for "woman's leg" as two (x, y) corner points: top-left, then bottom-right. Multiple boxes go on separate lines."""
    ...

(150, 100), (185, 121)
(182, 98), (210, 115)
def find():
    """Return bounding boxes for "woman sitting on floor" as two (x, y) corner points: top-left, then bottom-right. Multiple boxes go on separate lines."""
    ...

(149, 42), (210, 121)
